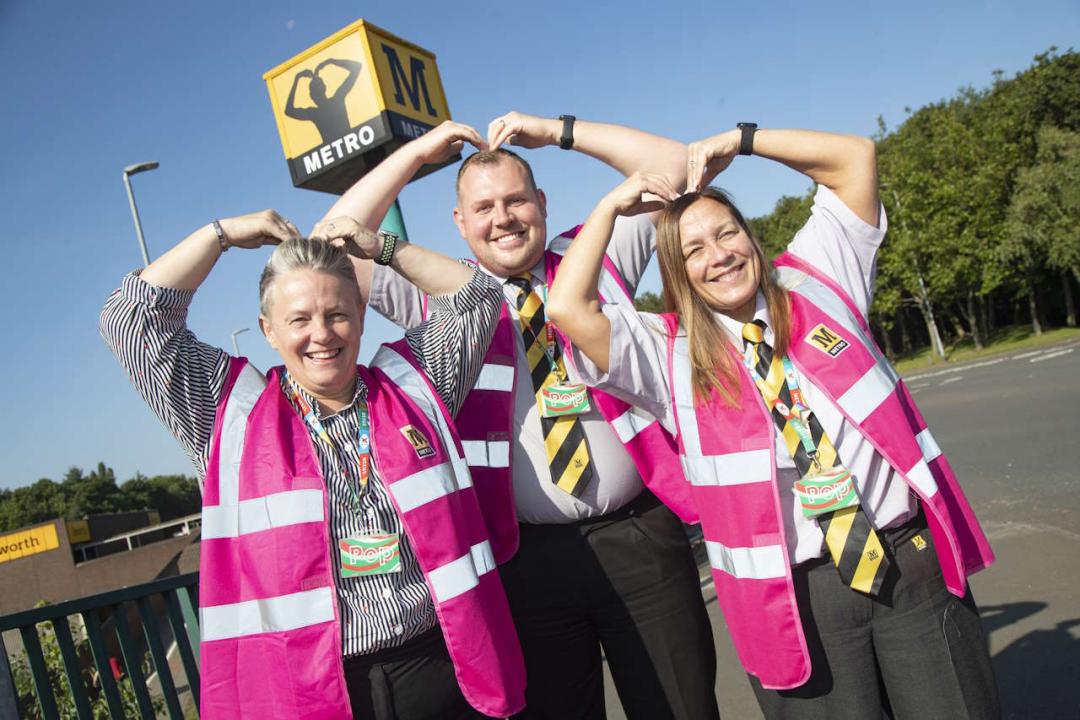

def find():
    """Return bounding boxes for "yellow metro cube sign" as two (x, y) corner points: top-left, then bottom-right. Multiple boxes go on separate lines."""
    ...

(265, 20), (455, 194)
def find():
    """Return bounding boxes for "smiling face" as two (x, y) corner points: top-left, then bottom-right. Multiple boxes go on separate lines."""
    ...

(678, 197), (762, 322)
(259, 269), (364, 412)
(453, 157), (548, 277)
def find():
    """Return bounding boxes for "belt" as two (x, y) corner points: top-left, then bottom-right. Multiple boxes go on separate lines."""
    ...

(520, 488), (662, 531)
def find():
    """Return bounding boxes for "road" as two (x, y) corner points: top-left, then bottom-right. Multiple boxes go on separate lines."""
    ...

(605, 341), (1080, 719)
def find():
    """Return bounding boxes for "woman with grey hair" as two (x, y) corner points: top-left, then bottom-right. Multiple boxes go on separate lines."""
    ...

(101, 122), (526, 719)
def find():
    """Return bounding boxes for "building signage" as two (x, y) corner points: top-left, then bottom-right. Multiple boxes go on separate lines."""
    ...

(0, 523), (60, 564)
(264, 19), (455, 194)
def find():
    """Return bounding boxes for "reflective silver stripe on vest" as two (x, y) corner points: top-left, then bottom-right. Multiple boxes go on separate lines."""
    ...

(777, 266), (889, 372)
(462, 440), (511, 468)
(671, 334), (702, 455)
(372, 344), (475, 512)
(202, 488), (324, 539)
(706, 540), (787, 580)
(427, 540), (497, 604)
(392, 461), (474, 514)
(836, 363), (895, 424)
(903, 459), (940, 498)
(915, 428), (942, 462)
(609, 405), (658, 443)
(200, 586), (335, 641)
(547, 241), (629, 305)
(682, 450), (773, 487)
(216, 364), (266, 507)
(474, 363), (514, 392)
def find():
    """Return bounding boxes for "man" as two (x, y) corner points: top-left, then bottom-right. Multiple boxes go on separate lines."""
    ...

(322, 114), (718, 720)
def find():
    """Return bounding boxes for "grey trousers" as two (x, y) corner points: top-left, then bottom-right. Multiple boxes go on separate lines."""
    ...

(750, 512), (1001, 720)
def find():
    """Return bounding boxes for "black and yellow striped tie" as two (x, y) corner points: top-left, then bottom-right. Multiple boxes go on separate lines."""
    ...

(743, 320), (890, 596)
(508, 275), (593, 497)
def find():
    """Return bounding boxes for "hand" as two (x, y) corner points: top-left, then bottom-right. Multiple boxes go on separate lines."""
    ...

(217, 210), (299, 250)
(407, 120), (486, 166)
(598, 172), (679, 218)
(310, 217), (383, 260)
(686, 130), (741, 192)
(487, 111), (558, 151)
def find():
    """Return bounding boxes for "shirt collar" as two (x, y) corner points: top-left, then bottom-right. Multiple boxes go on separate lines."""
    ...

(715, 292), (771, 348)
(280, 371), (367, 420)
(475, 257), (546, 288)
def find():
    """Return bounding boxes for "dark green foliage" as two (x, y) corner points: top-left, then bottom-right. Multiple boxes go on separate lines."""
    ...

(0, 465), (201, 533)
(748, 47), (1079, 355)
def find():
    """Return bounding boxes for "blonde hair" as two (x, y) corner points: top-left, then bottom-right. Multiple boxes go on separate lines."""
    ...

(258, 238), (360, 316)
(655, 188), (791, 405)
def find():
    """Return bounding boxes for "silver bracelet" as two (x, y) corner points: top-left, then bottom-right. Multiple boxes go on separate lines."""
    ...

(212, 220), (229, 253)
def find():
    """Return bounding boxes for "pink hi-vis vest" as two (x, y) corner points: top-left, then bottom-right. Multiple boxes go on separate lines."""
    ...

(447, 228), (695, 544)
(660, 254), (994, 691)
(198, 340), (525, 719)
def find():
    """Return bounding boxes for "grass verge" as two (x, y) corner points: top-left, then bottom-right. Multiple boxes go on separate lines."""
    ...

(892, 325), (1080, 376)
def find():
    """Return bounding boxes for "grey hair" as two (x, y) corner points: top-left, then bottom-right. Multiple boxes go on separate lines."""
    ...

(258, 238), (360, 316)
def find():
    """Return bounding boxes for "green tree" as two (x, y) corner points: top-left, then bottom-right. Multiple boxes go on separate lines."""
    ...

(121, 474), (201, 521)
(1004, 126), (1080, 326)
(634, 291), (666, 313)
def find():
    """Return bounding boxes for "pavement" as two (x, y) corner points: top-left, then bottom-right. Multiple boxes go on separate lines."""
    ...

(604, 341), (1080, 719)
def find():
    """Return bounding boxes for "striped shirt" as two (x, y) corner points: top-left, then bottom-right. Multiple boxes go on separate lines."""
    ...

(100, 268), (502, 656)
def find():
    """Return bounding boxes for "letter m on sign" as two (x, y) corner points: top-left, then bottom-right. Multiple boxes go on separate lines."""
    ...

(805, 323), (850, 357)
(381, 44), (437, 117)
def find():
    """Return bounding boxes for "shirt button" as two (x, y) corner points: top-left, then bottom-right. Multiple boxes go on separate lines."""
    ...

(381, 587), (392, 599)
(344, 442), (354, 452)
(393, 624), (403, 635)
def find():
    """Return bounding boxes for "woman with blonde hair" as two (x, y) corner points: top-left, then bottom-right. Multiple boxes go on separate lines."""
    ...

(547, 125), (1000, 718)
(101, 122), (525, 719)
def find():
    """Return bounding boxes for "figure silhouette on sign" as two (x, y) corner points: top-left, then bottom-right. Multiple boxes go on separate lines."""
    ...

(285, 58), (363, 144)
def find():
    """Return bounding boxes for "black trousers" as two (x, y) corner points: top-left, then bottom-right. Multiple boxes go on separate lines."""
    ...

(750, 511), (1001, 720)
(342, 627), (483, 720)
(500, 490), (719, 720)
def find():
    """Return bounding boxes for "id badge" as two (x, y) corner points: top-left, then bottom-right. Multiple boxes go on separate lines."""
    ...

(793, 466), (859, 518)
(540, 383), (591, 418)
(339, 533), (402, 578)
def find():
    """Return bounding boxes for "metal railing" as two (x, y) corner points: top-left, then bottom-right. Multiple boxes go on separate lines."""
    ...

(0, 573), (200, 719)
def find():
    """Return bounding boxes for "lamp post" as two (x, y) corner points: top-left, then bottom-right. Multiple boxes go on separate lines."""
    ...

(231, 328), (250, 356)
(122, 161), (159, 267)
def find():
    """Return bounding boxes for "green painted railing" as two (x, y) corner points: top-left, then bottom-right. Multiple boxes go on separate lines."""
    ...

(0, 573), (200, 719)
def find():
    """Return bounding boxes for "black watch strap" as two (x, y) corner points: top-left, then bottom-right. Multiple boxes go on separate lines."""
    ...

(558, 114), (576, 150)
(737, 122), (758, 156)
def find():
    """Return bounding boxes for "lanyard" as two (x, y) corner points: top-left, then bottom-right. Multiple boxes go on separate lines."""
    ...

(742, 347), (822, 469)
(285, 373), (371, 504)
(519, 275), (567, 384)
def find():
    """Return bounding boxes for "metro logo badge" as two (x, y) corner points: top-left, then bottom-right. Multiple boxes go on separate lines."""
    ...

(805, 323), (850, 357)
(400, 424), (436, 458)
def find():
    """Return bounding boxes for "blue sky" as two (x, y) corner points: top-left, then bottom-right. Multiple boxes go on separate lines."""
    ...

(1, 1), (1076, 490)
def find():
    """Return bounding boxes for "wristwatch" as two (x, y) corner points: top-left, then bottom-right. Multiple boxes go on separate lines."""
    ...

(558, 115), (576, 150)
(737, 122), (758, 156)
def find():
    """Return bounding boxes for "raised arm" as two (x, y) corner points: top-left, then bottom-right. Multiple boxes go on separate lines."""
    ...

(687, 127), (879, 227)
(141, 211), (299, 291)
(284, 71), (315, 121)
(314, 121), (486, 303)
(547, 173), (677, 373)
(310, 216), (476, 301)
(488, 111), (688, 194)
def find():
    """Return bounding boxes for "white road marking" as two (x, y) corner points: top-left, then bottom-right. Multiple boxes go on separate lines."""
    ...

(1030, 348), (1075, 363)
(940, 376), (963, 385)
(1012, 350), (1044, 360)
(909, 382), (931, 390)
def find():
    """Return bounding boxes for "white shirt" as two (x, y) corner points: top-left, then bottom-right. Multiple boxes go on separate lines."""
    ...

(568, 186), (916, 564)
(370, 214), (658, 523)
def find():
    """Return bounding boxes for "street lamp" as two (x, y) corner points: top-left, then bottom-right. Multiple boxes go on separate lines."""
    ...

(122, 161), (159, 267)
(231, 328), (250, 356)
